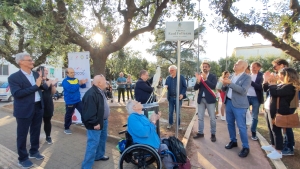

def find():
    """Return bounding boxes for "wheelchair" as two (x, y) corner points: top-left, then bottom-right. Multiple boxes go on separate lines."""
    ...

(118, 124), (171, 169)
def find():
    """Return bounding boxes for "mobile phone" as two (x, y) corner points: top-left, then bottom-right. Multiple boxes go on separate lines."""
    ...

(41, 66), (45, 78)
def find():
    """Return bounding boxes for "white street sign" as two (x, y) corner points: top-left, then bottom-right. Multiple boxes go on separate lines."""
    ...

(165, 21), (194, 41)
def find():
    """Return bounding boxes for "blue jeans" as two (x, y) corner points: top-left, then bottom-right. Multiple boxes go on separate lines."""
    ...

(168, 97), (182, 125)
(82, 119), (108, 169)
(197, 98), (216, 134)
(226, 100), (249, 148)
(284, 108), (296, 151)
(247, 96), (260, 133)
(65, 101), (83, 129)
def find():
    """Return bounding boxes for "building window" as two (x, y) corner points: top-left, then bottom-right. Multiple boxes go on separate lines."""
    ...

(0, 65), (8, 75)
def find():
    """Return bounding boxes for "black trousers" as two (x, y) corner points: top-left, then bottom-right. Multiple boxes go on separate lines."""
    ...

(126, 88), (133, 100)
(65, 102), (83, 129)
(43, 116), (52, 137)
(16, 102), (43, 162)
(118, 88), (125, 102)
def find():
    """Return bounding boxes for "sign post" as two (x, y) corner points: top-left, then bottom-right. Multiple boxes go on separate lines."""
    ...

(165, 21), (194, 138)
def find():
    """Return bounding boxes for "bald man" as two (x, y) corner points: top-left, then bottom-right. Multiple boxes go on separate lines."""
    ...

(81, 75), (110, 169)
(62, 68), (87, 134)
(221, 60), (252, 158)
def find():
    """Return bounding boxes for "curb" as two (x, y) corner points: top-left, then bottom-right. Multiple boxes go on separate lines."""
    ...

(256, 131), (287, 169)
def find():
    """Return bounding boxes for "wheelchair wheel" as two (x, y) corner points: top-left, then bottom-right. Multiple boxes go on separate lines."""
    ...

(119, 144), (162, 169)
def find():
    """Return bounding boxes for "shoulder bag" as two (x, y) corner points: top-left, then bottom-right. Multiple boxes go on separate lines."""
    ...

(274, 97), (300, 128)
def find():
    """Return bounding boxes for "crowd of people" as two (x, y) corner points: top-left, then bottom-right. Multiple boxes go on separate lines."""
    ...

(8, 51), (300, 169)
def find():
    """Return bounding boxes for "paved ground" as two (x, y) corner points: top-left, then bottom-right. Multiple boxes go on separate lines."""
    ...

(0, 93), (281, 169)
(188, 114), (272, 169)
(0, 110), (120, 169)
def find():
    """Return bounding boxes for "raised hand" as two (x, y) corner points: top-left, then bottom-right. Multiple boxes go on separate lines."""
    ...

(36, 76), (43, 87)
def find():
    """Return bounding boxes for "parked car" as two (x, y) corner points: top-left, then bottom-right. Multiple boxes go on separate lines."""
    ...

(56, 81), (64, 96)
(0, 82), (13, 102)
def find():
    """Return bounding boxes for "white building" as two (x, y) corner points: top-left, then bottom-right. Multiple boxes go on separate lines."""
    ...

(232, 43), (285, 58)
(0, 59), (64, 82)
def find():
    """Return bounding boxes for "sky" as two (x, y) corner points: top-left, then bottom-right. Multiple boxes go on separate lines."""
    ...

(126, 0), (280, 63)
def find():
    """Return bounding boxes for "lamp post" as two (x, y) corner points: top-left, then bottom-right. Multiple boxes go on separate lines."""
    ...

(225, 32), (228, 70)
(197, 0), (201, 73)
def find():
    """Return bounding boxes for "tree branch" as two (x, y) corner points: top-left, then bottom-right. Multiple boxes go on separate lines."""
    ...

(13, 21), (26, 53)
(222, 0), (300, 60)
(109, 0), (169, 53)
(282, 0), (300, 46)
(2, 20), (16, 54)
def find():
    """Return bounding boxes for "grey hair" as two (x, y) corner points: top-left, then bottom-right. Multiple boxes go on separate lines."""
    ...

(15, 52), (30, 64)
(168, 65), (177, 71)
(126, 100), (135, 115)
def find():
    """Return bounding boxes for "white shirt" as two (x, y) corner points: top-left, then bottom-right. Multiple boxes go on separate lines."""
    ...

(21, 69), (40, 102)
(226, 72), (244, 99)
(202, 72), (209, 97)
(247, 74), (258, 96)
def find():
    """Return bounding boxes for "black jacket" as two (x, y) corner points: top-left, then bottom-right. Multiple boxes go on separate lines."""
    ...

(250, 72), (264, 104)
(82, 85), (105, 130)
(134, 78), (153, 104)
(269, 84), (295, 119)
(194, 73), (217, 104)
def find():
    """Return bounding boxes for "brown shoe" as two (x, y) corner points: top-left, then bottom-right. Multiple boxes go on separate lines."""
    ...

(193, 133), (204, 139)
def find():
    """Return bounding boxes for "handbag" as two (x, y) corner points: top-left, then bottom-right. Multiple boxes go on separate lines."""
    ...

(274, 98), (300, 128)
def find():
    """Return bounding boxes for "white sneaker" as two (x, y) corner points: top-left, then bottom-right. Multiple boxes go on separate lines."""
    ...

(221, 116), (225, 121)
(261, 145), (275, 152)
(267, 151), (282, 160)
(167, 124), (172, 129)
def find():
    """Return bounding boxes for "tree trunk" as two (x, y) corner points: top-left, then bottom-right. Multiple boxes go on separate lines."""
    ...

(91, 51), (108, 76)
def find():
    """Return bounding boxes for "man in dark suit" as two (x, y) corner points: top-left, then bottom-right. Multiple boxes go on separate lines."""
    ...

(8, 52), (49, 168)
(247, 62), (264, 141)
(135, 70), (153, 104)
(193, 62), (218, 142)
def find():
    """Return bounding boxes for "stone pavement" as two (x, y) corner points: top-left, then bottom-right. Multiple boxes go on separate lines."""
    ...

(0, 110), (120, 169)
(0, 93), (285, 169)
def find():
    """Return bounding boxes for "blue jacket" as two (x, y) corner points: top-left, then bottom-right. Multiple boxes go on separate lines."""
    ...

(62, 76), (86, 105)
(8, 70), (49, 118)
(165, 74), (187, 101)
(134, 78), (153, 104)
(128, 113), (160, 149)
(194, 73), (217, 104)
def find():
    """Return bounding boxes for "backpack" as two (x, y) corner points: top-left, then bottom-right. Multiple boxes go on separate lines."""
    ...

(162, 136), (187, 164)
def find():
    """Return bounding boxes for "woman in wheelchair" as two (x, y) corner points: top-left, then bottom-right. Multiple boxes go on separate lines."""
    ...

(118, 100), (175, 169)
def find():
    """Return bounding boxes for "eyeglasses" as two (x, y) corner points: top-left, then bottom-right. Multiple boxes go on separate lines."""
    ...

(22, 59), (34, 62)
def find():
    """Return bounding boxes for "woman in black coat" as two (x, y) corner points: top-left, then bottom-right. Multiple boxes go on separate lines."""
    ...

(262, 68), (300, 160)
(37, 66), (58, 145)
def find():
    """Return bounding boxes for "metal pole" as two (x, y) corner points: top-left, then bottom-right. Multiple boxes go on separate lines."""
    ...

(197, 0), (201, 73)
(225, 32), (228, 70)
(176, 40), (181, 138)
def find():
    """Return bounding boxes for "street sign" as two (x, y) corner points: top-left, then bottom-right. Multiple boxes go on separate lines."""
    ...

(165, 21), (194, 41)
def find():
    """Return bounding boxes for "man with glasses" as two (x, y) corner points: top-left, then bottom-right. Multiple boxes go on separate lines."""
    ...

(165, 65), (187, 130)
(8, 52), (49, 168)
(62, 68), (87, 134)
